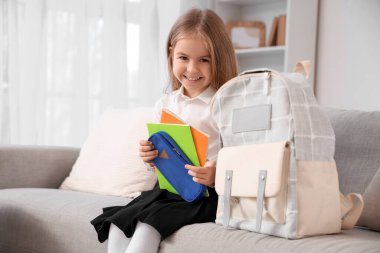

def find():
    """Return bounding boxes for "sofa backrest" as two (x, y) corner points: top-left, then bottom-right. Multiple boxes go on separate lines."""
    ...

(324, 108), (380, 194)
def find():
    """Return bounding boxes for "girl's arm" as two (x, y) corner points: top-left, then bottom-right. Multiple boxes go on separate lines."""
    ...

(185, 160), (216, 187)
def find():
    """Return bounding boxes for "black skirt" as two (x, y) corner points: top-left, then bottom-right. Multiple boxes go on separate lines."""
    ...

(90, 186), (218, 242)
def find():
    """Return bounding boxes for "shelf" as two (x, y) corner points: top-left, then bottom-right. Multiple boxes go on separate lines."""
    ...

(217, 0), (283, 6)
(235, 46), (285, 56)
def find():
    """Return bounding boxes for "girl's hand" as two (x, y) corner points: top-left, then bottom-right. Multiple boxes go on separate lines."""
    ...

(139, 140), (158, 163)
(185, 160), (216, 187)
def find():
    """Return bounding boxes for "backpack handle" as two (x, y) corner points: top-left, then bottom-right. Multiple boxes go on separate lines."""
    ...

(293, 61), (311, 79)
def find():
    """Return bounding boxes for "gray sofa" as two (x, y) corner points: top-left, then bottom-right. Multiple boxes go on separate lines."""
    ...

(1, 107), (380, 253)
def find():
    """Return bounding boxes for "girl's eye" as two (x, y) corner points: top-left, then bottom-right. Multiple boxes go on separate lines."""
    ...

(200, 58), (210, 63)
(178, 56), (188, 61)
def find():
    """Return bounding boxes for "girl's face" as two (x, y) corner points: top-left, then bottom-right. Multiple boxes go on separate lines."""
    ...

(172, 35), (212, 98)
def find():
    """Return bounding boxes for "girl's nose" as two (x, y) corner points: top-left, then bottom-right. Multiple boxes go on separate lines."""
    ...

(187, 60), (199, 72)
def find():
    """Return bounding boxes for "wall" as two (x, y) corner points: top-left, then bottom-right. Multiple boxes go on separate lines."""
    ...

(315, 0), (380, 111)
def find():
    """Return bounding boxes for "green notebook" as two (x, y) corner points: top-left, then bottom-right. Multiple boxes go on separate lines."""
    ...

(147, 123), (208, 197)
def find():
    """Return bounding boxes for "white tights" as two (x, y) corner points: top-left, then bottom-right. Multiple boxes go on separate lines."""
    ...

(107, 222), (161, 253)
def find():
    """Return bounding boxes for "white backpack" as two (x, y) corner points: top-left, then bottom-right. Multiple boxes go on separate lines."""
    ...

(210, 62), (363, 239)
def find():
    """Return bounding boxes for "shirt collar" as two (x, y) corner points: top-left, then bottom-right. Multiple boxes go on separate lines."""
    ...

(175, 85), (216, 104)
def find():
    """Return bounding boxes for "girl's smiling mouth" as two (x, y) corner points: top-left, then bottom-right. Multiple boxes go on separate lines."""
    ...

(184, 74), (202, 81)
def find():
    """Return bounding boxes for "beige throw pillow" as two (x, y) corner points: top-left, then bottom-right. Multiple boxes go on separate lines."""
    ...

(60, 108), (157, 198)
(357, 167), (380, 231)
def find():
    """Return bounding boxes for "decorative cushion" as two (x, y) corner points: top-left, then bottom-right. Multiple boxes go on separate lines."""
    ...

(357, 167), (380, 231)
(324, 108), (380, 231)
(60, 108), (157, 198)
(324, 108), (380, 194)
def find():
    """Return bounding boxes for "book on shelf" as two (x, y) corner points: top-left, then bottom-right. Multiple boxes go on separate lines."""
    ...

(277, 15), (286, 46)
(267, 15), (286, 47)
(147, 109), (209, 197)
(266, 16), (278, 47)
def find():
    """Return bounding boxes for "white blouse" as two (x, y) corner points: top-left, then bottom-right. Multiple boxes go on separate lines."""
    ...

(153, 85), (221, 161)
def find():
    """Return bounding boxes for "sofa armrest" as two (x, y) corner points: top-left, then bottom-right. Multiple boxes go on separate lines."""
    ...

(0, 145), (79, 189)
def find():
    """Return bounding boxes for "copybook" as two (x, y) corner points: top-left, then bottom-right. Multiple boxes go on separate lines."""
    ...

(147, 109), (209, 197)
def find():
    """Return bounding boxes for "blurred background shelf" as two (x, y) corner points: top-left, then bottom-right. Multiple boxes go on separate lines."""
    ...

(214, 0), (318, 88)
(235, 46), (285, 56)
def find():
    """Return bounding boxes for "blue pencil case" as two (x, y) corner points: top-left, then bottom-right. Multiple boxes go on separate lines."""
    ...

(148, 131), (206, 202)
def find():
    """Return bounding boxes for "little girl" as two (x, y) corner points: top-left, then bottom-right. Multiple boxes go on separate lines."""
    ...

(91, 8), (238, 253)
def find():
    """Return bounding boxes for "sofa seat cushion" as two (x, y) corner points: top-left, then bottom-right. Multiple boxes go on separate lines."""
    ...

(0, 188), (131, 253)
(161, 223), (380, 253)
(2, 189), (380, 253)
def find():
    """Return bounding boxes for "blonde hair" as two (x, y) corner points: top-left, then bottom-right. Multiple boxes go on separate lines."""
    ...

(166, 8), (238, 91)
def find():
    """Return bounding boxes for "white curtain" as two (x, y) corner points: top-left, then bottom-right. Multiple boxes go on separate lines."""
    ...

(0, 0), (212, 147)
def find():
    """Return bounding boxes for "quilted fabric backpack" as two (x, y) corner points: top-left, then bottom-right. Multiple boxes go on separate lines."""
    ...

(210, 62), (363, 239)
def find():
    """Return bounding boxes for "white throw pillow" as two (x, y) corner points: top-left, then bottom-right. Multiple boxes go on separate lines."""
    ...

(60, 108), (157, 198)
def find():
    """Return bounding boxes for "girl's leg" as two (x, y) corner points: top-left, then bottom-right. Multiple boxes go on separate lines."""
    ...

(107, 223), (131, 253)
(125, 221), (161, 253)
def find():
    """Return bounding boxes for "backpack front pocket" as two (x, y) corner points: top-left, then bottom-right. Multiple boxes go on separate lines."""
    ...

(215, 141), (290, 229)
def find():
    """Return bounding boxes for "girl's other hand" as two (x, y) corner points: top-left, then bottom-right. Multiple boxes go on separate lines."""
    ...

(185, 160), (216, 187)
(139, 140), (158, 163)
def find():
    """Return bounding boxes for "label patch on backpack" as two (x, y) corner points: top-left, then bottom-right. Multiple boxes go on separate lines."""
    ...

(232, 104), (272, 133)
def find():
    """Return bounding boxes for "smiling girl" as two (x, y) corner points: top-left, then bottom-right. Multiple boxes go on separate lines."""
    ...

(91, 8), (238, 253)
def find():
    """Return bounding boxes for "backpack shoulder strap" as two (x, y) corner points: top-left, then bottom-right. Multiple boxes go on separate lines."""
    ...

(340, 192), (364, 230)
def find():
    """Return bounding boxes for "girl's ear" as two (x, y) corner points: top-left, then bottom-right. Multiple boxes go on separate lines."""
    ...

(168, 46), (174, 61)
